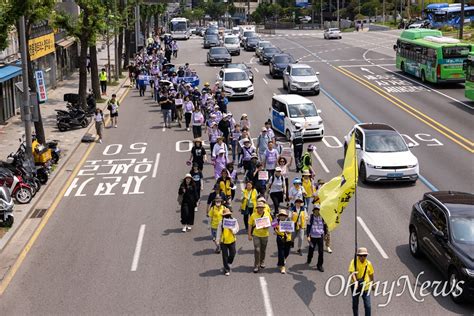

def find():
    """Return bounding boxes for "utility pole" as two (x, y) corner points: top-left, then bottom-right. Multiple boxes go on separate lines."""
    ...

(135, 5), (140, 53)
(320, 0), (323, 29)
(19, 16), (33, 162)
(337, 0), (340, 29)
(114, 0), (119, 82)
(106, 15), (111, 83)
(460, 0), (465, 40)
(383, 0), (386, 24)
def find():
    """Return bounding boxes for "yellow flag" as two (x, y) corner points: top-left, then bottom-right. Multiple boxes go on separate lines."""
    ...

(319, 134), (358, 231)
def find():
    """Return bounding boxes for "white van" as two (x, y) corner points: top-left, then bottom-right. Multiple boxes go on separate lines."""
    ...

(223, 35), (240, 55)
(268, 94), (324, 140)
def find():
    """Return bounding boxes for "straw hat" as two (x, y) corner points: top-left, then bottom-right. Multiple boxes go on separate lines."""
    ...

(184, 173), (192, 179)
(277, 209), (288, 217)
(257, 196), (266, 203)
(256, 201), (266, 208)
(302, 170), (311, 176)
(357, 247), (369, 256)
(193, 138), (202, 143)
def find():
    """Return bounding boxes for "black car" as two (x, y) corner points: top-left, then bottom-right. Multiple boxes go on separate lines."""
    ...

(207, 47), (232, 65)
(222, 63), (254, 82)
(409, 191), (474, 303)
(260, 47), (282, 64)
(205, 27), (218, 36)
(203, 34), (220, 49)
(269, 54), (296, 78)
(244, 37), (260, 51)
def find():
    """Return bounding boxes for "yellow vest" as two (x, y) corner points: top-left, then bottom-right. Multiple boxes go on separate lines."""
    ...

(291, 208), (306, 230)
(99, 71), (107, 81)
(221, 226), (236, 244)
(302, 179), (314, 198)
(249, 209), (272, 237)
(241, 188), (257, 211)
(208, 205), (225, 229)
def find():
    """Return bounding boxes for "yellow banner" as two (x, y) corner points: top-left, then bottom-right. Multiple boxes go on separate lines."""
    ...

(319, 133), (358, 231)
(29, 33), (55, 61)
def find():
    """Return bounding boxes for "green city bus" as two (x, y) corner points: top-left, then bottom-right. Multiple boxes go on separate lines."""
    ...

(394, 29), (473, 83)
(463, 52), (474, 101)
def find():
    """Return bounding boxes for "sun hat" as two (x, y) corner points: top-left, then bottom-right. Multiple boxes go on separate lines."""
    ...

(293, 178), (302, 184)
(256, 201), (266, 208)
(222, 208), (232, 216)
(278, 209), (288, 217)
(257, 196), (266, 203)
(194, 138), (202, 143)
(184, 173), (192, 179)
(214, 196), (223, 202)
(302, 170), (311, 176)
(357, 247), (369, 256)
(261, 127), (267, 132)
(275, 167), (282, 172)
(242, 138), (250, 143)
(241, 113), (248, 117)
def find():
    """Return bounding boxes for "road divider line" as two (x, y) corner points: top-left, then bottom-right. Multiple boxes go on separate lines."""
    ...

(152, 153), (160, 178)
(313, 151), (330, 173)
(259, 277), (274, 316)
(131, 224), (146, 272)
(336, 66), (474, 153)
(263, 78), (268, 85)
(357, 216), (389, 259)
(254, 68), (259, 73)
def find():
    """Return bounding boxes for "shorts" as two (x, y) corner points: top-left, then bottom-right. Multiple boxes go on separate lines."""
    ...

(110, 112), (118, 117)
(211, 228), (217, 240)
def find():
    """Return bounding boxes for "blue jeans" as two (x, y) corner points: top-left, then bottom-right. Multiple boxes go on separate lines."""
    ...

(162, 109), (172, 126)
(231, 139), (238, 162)
(304, 197), (312, 212)
(352, 291), (371, 316)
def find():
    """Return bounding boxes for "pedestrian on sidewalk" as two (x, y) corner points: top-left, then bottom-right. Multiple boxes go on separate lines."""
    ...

(178, 173), (198, 232)
(87, 55), (91, 74)
(107, 94), (120, 128)
(248, 201), (273, 273)
(306, 204), (326, 272)
(349, 247), (374, 316)
(240, 181), (257, 231)
(94, 108), (104, 143)
(208, 197), (225, 253)
(216, 208), (239, 276)
(290, 198), (306, 256)
(99, 68), (108, 95)
(274, 209), (292, 274)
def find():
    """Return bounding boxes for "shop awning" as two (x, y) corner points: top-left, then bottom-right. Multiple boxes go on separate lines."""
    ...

(56, 36), (76, 48)
(0, 65), (22, 83)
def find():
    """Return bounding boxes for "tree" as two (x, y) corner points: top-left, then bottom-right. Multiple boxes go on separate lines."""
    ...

(54, 0), (106, 108)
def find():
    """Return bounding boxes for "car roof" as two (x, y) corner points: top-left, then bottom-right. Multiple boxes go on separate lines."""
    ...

(426, 191), (474, 207)
(356, 123), (396, 131)
(273, 94), (313, 104)
(258, 40), (271, 44)
(221, 68), (246, 74)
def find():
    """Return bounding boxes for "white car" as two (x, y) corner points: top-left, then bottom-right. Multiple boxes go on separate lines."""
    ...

(269, 94), (324, 140)
(217, 68), (254, 99)
(299, 16), (312, 23)
(255, 40), (273, 57)
(283, 64), (320, 95)
(324, 28), (342, 39)
(343, 123), (419, 183)
(223, 35), (241, 55)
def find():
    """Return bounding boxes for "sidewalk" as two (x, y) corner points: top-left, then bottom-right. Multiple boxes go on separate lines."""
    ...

(0, 39), (128, 246)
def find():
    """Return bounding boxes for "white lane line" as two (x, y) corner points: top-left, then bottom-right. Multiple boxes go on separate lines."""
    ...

(263, 78), (268, 85)
(357, 217), (389, 259)
(131, 224), (146, 271)
(259, 277), (274, 316)
(313, 151), (330, 173)
(152, 153), (160, 178)
(339, 64), (395, 68)
(254, 67), (259, 73)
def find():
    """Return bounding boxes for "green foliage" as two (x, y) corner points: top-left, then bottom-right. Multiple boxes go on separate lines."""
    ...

(252, 3), (282, 23)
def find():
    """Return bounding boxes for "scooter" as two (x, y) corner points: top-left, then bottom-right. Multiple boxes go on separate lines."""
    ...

(32, 134), (61, 164)
(0, 156), (40, 197)
(0, 168), (33, 204)
(56, 108), (90, 132)
(0, 186), (14, 227)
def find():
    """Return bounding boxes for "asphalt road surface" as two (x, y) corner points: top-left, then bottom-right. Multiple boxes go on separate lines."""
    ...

(0, 31), (473, 315)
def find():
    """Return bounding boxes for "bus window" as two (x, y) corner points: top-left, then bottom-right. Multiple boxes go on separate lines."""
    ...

(442, 46), (471, 59)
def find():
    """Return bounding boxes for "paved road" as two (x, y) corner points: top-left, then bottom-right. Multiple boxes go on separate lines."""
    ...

(0, 32), (473, 315)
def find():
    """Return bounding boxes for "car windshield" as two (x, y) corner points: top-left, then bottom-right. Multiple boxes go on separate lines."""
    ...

(329, 28), (340, 32)
(248, 37), (259, 43)
(291, 67), (315, 76)
(225, 37), (239, 44)
(273, 55), (294, 64)
(206, 29), (218, 35)
(206, 35), (218, 41)
(224, 72), (248, 81)
(244, 31), (256, 38)
(259, 42), (271, 48)
(288, 103), (318, 118)
(212, 48), (228, 54)
(226, 64), (246, 70)
(264, 47), (279, 54)
(365, 131), (408, 152)
(450, 215), (474, 244)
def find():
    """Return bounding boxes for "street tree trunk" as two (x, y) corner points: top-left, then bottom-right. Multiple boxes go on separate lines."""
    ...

(78, 38), (89, 108)
(123, 28), (130, 68)
(89, 45), (101, 100)
(118, 28), (123, 74)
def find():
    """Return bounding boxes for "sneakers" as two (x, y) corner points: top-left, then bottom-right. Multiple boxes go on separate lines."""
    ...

(225, 271), (230, 276)
(186, 128), (190, 131)
(280, 266), (286, 274)
(114, 125), (117, 128)
(253, 267), (259, 273)
(297, 249), (302, 256)
(327, 246), (333, 253)
(187, 226), (192, 231)
(194, 207), (198, 212)
(317, 266), (324, 272)
(260, 264), (265, 269)
(98, 139), (102, 144)
(182, 226), (187, 232)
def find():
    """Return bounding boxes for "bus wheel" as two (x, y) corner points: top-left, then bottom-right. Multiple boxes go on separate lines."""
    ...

(421, 70), (426, 83)
(401, 62), (405, 72)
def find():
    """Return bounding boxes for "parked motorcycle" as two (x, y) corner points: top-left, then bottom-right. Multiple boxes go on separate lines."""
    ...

(7, 140), (49, 185)
(0, 168), (33, 204)
(32, 134), (61, 164)
(63, 92), (96, 117)
(0, 156), (41, 197)
(0, 186), (14, 227)
(56, 107), (90, 132)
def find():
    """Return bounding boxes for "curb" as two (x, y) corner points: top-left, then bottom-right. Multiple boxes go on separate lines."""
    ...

(0, 78), (130, 252)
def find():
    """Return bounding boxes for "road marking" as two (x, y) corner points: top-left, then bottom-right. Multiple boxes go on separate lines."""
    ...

(339, 64), (395, 68)
(357, 216), (389, 259)
(0, 85), (131, 296)
(313, 151), (330, 173)
(152, 153), (160, 178)
(336, 66), (474, 153)
(259, 277), (274, 316)
(254, 67), (259, 73)
(131, 224), (146, 272)
(360, 67), (374, 74)
(263, 78), (268, 85)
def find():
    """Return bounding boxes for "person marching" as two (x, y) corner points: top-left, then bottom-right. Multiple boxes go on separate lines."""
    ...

(268, 167), (286, 216)
(216, 208), (239, 276)
(274, 209), (292, 274)
(217, 169), (233, 206)
(290, 197), (306, 256)
(302, 170), (316, 211)
(99, 68), (108, 95)
(288, 178), (306, 208)
(257, 127), (270, 162)
(291, 123), (304, 172)
(349, 247), (374, 316)
(189, 138), (207, 172)
(277, 156), (291, 205)
(191, 107), (205, 138)
(306, 204), (327, 272)
(264, 141), (279, 179)
(208, 196), (226, 253)
(301, 144), (316, 176)
(189, 163), (204, 212)
(107, 94), (120, 128)
(183, 96), (194, 131)
(240, 181), (258, 231)
(240, 138), (256, 173)
(213, 148), (228, 180)
(315, 180), (332, 253)
(178, 174), (199, 232)
(248, 200), (273, 273)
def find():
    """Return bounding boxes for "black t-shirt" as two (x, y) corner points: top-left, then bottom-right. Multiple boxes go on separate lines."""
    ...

(191, 146), (206, 163)
(159, 96), (173, 110)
